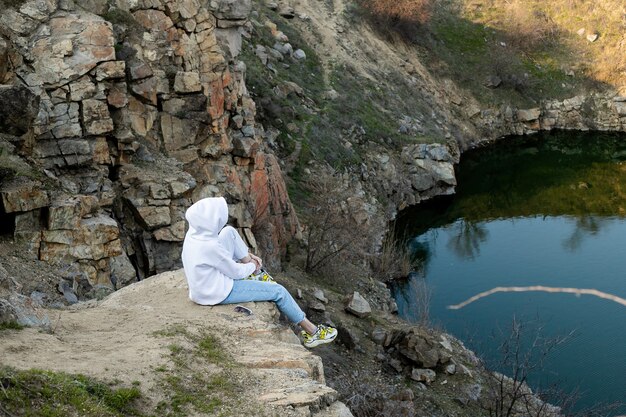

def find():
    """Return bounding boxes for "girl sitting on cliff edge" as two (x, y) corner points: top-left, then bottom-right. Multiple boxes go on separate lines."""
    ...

(181, 197), (337, 348)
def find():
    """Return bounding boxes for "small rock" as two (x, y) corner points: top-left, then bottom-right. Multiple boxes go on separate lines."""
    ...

(458, 364), (473, 377)
(464, 384), (482, 402)
(278, 5), (294, 18)
(587, 33), (598, 42)
(30, 291), (48, 306)
(268, 48), (284, 61)
(576, 28), (585, 36)
(439, 336), (453, 351)
(310, 301), (326, 312)
(389, 358), (404, 373)
(266, 1), (278, 10)
(293, 49), (306, 60)
(313, 288), (328, 303)
(344, 291), (371, 318)
(296, 288), (303, 299)
(255, 45), (268, 65)
(273, 42), (293, 55)
(371, 327), (387, 345)
(445, 364), (456, 375)
(484, 75), (501, 88)
(391, 388), (414, 401)
(336, 324), (359, 349)
(411, 368), (436, 385)
(323, 89), (339, 100)
(58, 280), (78, 304)
(86, 284), (114, 300)
(414, 382), (427, 391)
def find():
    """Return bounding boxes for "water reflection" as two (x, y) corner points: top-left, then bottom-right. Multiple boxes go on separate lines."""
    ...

(446, 219), (489, 260)
(562, 215), (607, 252)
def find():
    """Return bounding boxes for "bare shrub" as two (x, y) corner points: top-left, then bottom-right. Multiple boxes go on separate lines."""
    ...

(372, 226), (413, 282)
(357, 0), (435, 41)
(334, 377), (411, 417)
(301, 172), (373, 273)
(479, 317), (623, 417)
(500, 1), (560, 51)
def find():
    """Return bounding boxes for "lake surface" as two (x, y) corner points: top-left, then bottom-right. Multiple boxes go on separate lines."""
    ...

(393, 131), (626, 414)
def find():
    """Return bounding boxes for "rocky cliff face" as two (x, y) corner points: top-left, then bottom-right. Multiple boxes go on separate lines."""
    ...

(0, 0), (299, 299)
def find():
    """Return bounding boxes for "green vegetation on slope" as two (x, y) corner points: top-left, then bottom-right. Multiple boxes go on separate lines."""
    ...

(0, 367), (142, 417)
(0, 320), (24, 331)
(152, 325), (241, 417)
(0, 325), (246, 417)
(242, 2), (445, 204)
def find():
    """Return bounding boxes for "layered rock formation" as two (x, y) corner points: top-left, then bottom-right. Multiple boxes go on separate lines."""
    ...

(0, 0), (299, 297)
(474, 93), (626, 147)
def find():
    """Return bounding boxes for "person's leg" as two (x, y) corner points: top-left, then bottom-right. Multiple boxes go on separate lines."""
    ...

(222, 279), (337, 348)
(221, 280), (306, 324)
(299, 318), (318, 335)
(218, 226), (249, 261)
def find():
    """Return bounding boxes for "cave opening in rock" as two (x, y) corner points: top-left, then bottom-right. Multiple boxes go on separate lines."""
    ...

(0, 210), (16, 236)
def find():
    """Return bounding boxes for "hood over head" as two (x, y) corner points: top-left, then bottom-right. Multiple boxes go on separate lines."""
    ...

(185, 197), (228, 239)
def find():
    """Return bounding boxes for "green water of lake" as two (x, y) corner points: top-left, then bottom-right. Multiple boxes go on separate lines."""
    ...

(393, 130), (626, 413)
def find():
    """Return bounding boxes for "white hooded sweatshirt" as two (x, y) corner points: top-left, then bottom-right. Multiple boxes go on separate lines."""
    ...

(181, 197), (256, 305)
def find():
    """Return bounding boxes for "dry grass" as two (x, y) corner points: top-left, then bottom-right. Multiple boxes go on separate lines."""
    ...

(357, 0), (434, 41)
(464, 0), (626, 89)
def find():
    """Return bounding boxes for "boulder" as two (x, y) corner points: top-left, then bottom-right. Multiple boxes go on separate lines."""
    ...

(410, 368), (436, 385)
(344, 291), (371, 317)
(371, 327), (387, 345)
(313, 288), (328, 303)
(309, 301), (326, 312)
(110, 254), (137, 288)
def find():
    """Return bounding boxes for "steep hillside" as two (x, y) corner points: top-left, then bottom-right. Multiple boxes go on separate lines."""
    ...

(1, 0), (626, 415)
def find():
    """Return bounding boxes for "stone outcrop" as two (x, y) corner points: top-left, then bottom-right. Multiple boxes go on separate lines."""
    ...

(472, 93), (626, 148)
(0, 0), (300, 290)
(0, 269), (352, 416)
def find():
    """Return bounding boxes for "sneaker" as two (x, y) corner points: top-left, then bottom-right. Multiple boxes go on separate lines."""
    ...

(302, 324), (338, 348)
(246, 268), (275, 283)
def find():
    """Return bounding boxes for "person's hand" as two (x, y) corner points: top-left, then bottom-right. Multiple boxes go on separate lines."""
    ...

(249, 253), (263, 270)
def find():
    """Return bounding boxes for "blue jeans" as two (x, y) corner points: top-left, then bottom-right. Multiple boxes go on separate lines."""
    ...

(221, 279), (306, 324)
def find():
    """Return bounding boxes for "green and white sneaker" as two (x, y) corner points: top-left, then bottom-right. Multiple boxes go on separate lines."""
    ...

(246, 268), (275, 283)
(302, 325), (338, 348)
